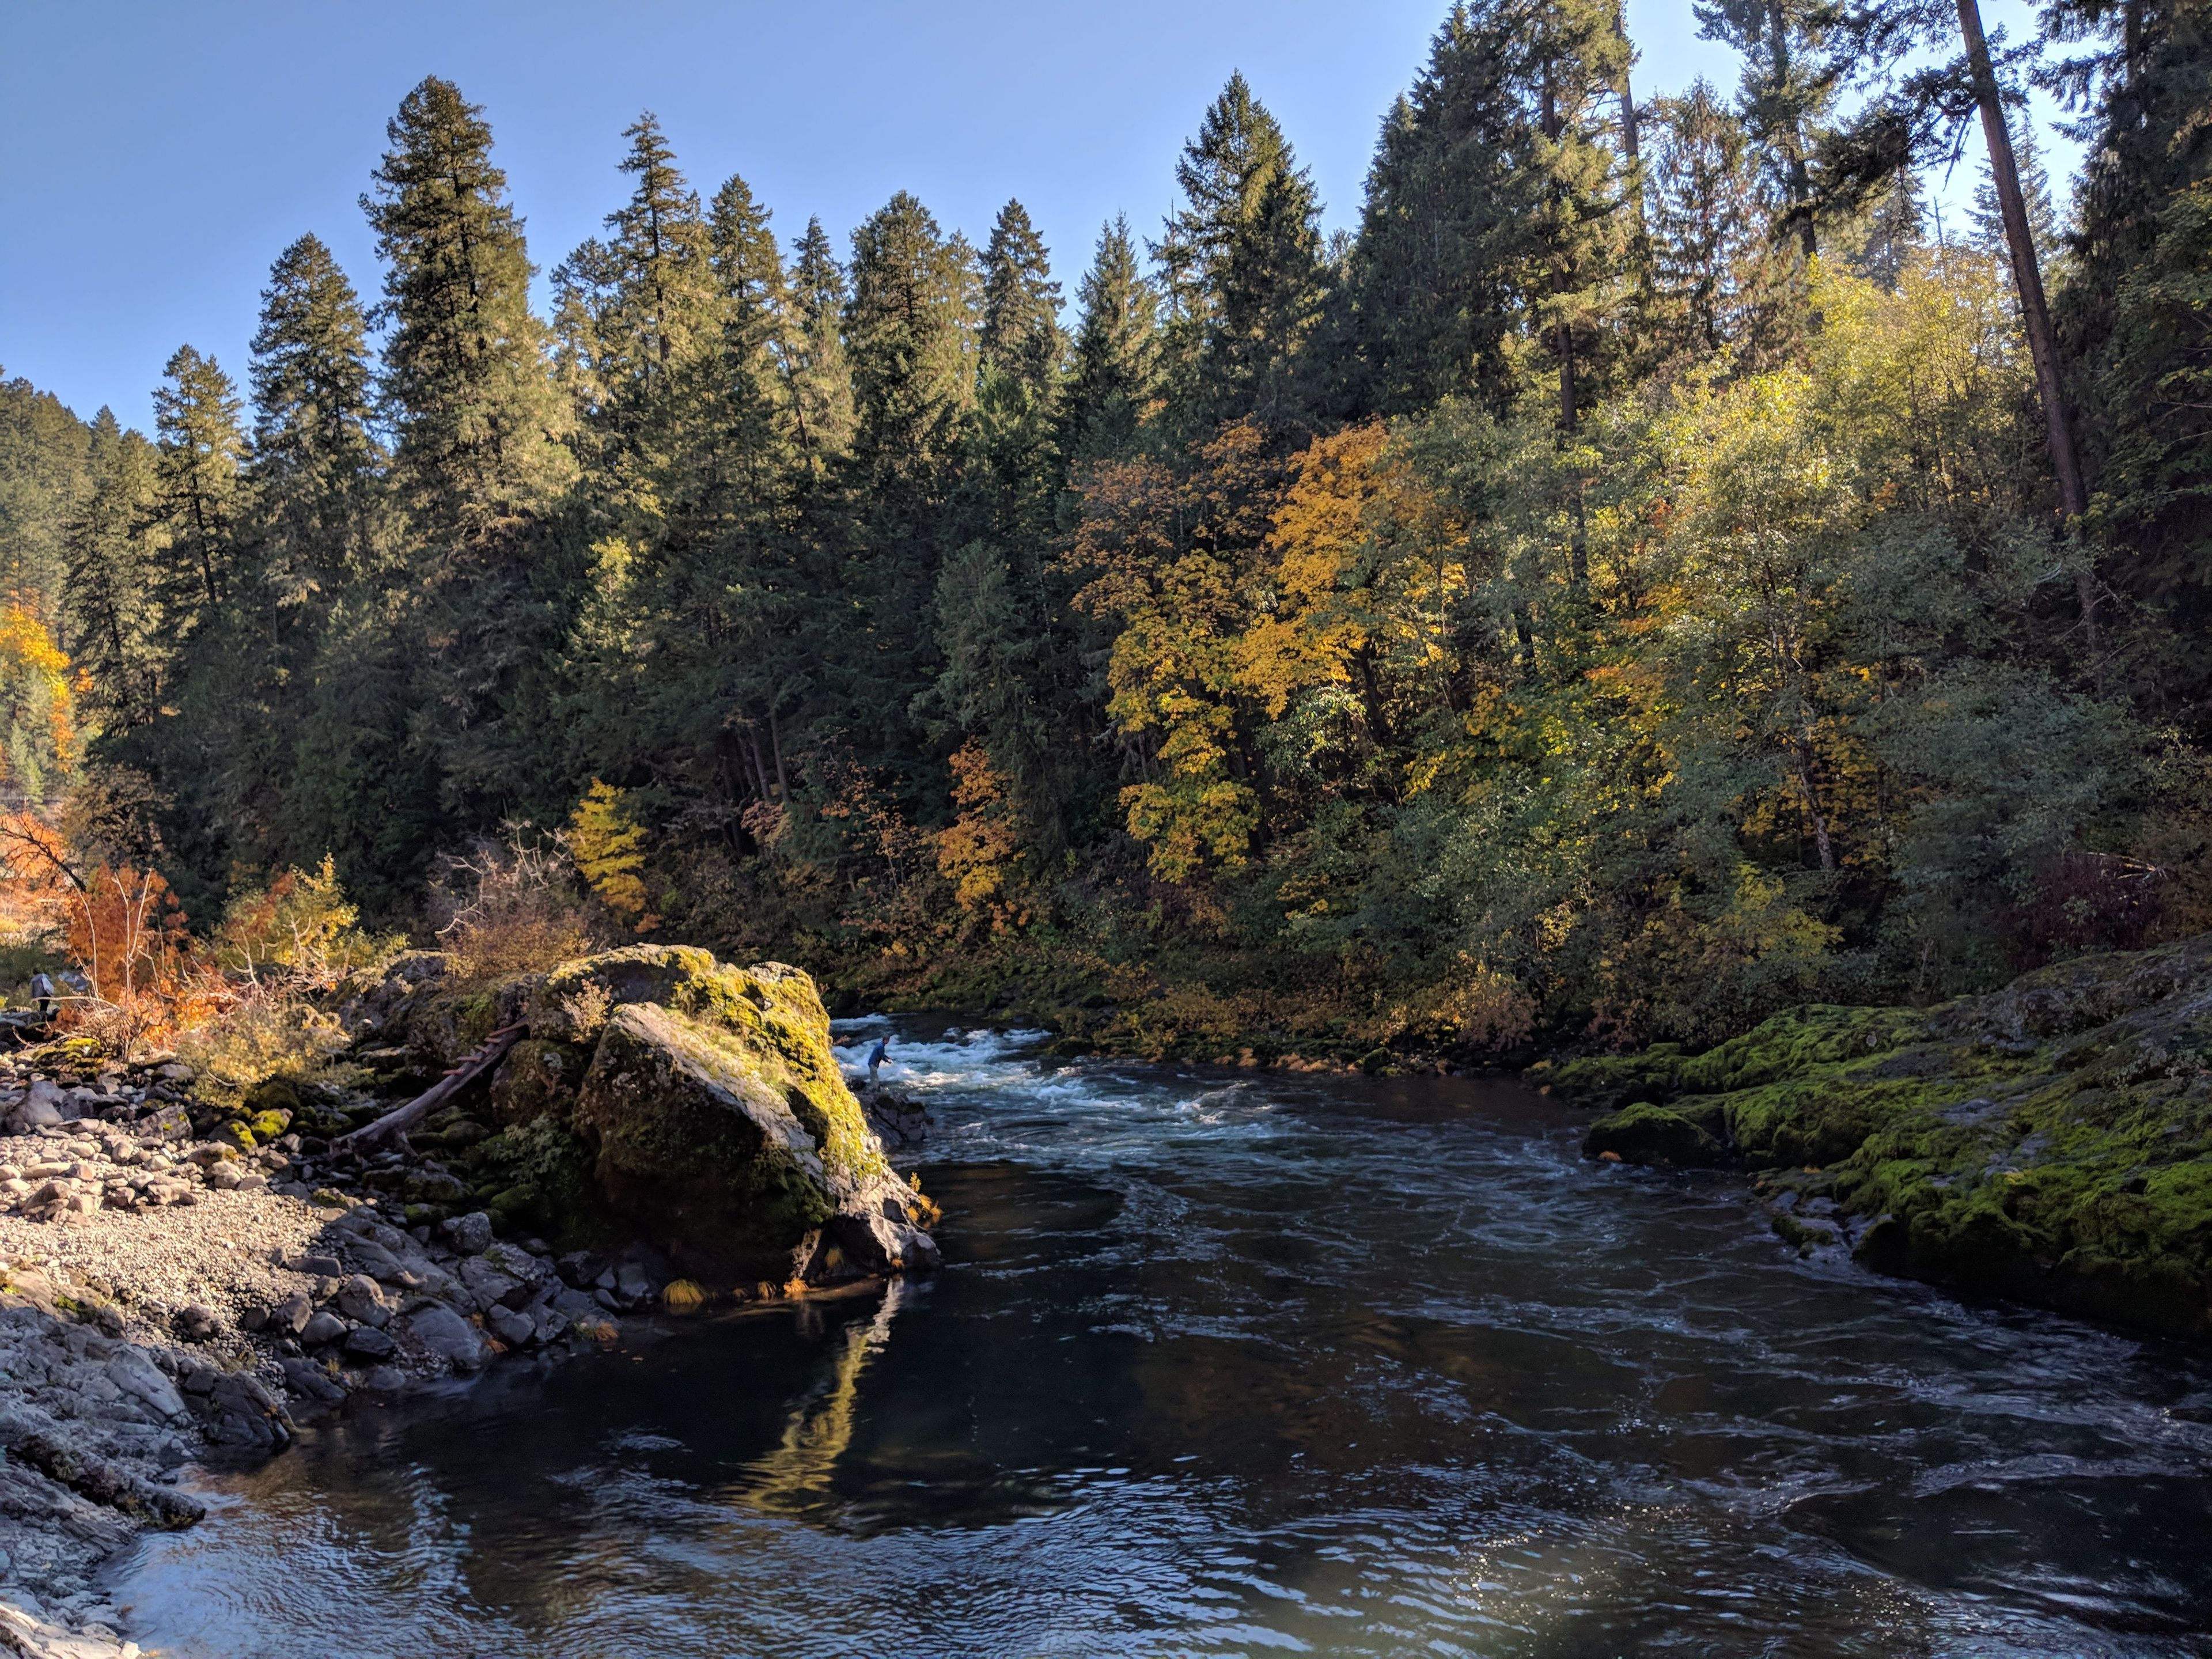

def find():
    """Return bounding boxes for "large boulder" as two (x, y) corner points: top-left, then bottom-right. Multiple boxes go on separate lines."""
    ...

(366, 945), (939, 1290)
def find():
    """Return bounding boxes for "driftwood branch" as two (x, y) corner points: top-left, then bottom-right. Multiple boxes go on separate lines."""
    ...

(334, 1024), (527, 1155)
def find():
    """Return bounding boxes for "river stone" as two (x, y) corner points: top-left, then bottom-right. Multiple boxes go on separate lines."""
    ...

(343, 1325), (396, 1359)
(484, 1305), (535, 1347)
(279, 1356), (348, 1405)
(1583, 1101), (1730, 1168)
(559, 951), (912, 1285)
(104, 1350), (184, 1420)
(457, 1255), (526, 1312)
(300, 1310), (347, 1346)
(442, 1211), (493, 1256)
(334, 1275), (391, 1327)
(270, 1290), (313, 1334)
(403, 1305), (487, 1372)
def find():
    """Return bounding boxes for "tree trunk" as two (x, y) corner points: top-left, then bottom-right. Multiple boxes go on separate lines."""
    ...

(334, 1024), (526, 1155)
(1955, 0), (2097, 645)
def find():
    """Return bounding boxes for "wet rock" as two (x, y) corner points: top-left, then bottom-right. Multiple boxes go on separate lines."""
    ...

(200, 1372), (291, 1451)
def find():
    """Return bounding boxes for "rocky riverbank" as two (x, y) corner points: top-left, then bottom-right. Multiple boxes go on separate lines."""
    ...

(0, 947), (938, 1656)
(1541, 934), (2212, 1341)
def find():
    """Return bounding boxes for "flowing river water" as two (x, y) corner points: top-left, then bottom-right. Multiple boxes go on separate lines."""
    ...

(110, 1021), (2212, 1657)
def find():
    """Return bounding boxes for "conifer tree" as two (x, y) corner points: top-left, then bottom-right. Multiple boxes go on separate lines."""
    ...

(250, 233), (380, 593)
(782, 216), (857, 468)
(1058, 215), (1160, 477)
(1347, 10), (1537, 416)
(0, 374), (94, 620)
(146, 345), (247, 627)
(1970, 124), (2059, 267)
(1647, 82), (1773, 358)
(1695, 0), (1839, 257)
(1851, 166), (1925, 289)
(1156, 73), (1327, 430)
(364, 76), (571, 539)
(979, 199), (1064, 395)
(62, 411), (162, 731)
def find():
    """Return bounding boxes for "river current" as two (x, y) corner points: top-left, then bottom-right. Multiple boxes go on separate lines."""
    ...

(112, 1021), (2212, 1656)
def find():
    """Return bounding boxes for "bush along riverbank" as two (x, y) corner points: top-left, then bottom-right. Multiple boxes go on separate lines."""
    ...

(0, 948), (935, 1657)
(1539, 934), (2212, 1341)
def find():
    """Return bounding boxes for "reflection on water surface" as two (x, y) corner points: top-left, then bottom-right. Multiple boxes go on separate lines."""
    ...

(114, 1024), (2212, 1656)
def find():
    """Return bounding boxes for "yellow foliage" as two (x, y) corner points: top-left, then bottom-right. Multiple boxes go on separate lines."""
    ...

(566, 780), (658, 929)
(934, 740), (1028, 930)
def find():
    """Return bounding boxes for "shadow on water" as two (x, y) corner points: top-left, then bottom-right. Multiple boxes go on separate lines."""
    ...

(109, 1028), (2212, 1657)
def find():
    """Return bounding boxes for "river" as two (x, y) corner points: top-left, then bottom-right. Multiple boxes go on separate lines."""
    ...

(110, 1020), (2212, 1656)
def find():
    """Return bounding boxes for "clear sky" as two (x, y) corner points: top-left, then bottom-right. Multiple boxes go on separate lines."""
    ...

(0, 0), (2067, 431)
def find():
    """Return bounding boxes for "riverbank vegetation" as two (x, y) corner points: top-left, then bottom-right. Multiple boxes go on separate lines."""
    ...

(3, 0), (2211, 1065)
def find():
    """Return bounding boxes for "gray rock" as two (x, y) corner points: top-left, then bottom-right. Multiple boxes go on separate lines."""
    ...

(343, 1325), (395, 1359)
(442, 1211), (493, 1256)
(457, 1255), (525, 1312)
(176, 1305), (218, 1342)
(361, 1364), (406, 1392)
(299, 1310), (347, 1346)
(333, 1275), (391, 1327)
(286, 1252), (344, 1278)
(6, 1081), (64, 1132)
(278, 1356), (347, 1405)
(484, 1305), (535, 1347)
(104, 1351), (184, 1421)
(270, 1290), (313, 1334)
(402, 1305), (486, 1372)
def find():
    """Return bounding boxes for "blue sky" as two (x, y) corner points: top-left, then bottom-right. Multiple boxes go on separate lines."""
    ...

(0, 0), (2067, 431)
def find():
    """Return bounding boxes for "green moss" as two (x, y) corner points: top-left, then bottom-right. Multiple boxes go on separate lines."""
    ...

(1552, 935), (2212, 1339)
(1585, 1100), (1729, 1166)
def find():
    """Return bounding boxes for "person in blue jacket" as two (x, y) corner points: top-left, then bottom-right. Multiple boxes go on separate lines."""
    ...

(867, 1034), (891, 1089)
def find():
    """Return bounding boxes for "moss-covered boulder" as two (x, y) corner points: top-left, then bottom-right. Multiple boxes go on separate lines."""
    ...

(1549, 935), (2212, 1339)
(1584, 1101), (1729, 1166)
(358, 945), (941, 1286)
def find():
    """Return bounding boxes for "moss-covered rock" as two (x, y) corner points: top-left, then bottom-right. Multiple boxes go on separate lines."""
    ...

(348, 944), (938, 1286)
(1552, 935), (2212, 1339)
(1584, 1101), (1729, 1166)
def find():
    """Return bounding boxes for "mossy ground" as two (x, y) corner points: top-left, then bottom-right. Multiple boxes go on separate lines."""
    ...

(1542, 937), (2212, 1339)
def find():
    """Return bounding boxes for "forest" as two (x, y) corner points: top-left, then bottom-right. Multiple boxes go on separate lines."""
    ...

(1, 0), (2209, 1065)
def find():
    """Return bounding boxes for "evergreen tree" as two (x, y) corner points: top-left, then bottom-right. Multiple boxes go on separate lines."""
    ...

(979, 199), (1064, 394)
(836, 192), (980, 761)
(1058, 215), (1161, 477)
(555, 112), (719, 416)
(1851, 165), (1925, 289)
(1646, 82), (1775, 358)
(363, 76), (574, 819)
(1971, 123), (2059, 266)
(249, 233), (380, 595)
(1347, 12), (1537, 417)
(1156, 73), (1327, 430)
(2055, 0), (2212, 680)
(62, 411), (162, 731)
(364, 76), (571, 538)
(782, 216), (857, 469)
(146, 345), (247, 627)
(0, 373), (93, 620)
(1695, 0), (1840, 257)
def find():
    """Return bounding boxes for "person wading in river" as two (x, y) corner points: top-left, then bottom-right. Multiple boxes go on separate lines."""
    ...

(868, 1034), (890, 1091)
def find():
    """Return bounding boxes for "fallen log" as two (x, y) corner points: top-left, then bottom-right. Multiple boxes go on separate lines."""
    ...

(334, 1023), (527, 1154)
